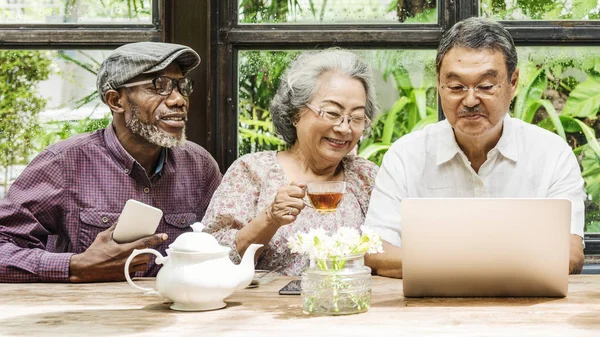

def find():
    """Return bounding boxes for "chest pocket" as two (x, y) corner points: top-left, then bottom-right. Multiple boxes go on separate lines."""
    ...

(144, 212), (198, 268)
(159, 212), (198, 242)
(163, 213), (197, 228)
(78, 209), (120, 253)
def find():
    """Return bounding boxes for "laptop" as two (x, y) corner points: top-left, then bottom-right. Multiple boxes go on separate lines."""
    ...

(400, 198), (571, 297)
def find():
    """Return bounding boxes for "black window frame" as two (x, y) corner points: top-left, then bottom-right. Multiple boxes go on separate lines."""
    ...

(0, 0), (166, 48)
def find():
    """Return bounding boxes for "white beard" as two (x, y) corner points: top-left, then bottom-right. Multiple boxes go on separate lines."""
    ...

(126, 102), (186, 148)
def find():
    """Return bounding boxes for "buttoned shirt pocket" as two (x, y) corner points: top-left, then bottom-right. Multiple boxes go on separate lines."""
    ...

(164, 213), (197, 228)
(162, 212), (197, 239)
(78, 209), (120, 252)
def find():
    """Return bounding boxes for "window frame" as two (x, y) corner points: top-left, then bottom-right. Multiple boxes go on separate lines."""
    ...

(0, 0), (166, 47)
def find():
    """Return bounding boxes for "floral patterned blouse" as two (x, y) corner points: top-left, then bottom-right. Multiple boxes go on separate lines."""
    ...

(201, 151), (379, 276)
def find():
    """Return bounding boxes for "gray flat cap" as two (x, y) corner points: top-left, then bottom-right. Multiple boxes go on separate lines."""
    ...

(97, 41), (201, 103)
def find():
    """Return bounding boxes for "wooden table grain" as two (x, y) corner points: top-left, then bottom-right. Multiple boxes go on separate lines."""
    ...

(1, 276), (600, 337)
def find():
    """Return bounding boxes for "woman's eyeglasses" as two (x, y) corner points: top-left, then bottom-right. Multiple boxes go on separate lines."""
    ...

(305, 103), (371, 131)
(118, 76), (194, 97)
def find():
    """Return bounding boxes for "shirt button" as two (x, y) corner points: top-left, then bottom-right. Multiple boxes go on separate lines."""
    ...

(124, 169), (130, 174)
(180, 218), (185, 224)
(101, 216), (109, 223)
(143, 187), (150, 194)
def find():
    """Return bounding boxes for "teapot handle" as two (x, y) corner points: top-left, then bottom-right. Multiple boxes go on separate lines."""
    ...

(125, 248), (165, 295)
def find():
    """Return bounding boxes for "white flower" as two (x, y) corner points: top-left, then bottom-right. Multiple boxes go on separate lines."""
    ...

(287, 233), (304, 254)
(331, 227), (361, 256)
(287, 226), (384, 262)
(359, 226), (384, 254)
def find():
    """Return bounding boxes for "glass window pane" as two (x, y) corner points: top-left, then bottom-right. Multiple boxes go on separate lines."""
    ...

(237, 49), (438, 164)
(481, 0), (600, 20)
(0, 0), (152, 24)
(0, 49), (112, 196)
(514, 47), (600, 233)
(238, 0), (437, 24)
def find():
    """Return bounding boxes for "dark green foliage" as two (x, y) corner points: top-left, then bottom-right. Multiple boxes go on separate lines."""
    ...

(39, 114), (112, 151)
(237, 51), (296, 156)
(0, 50), (51, 192)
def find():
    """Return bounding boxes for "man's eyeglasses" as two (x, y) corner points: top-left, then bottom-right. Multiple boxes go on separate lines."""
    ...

(305, 103), (371, 132)
(439, 81), (505, 99)
(118, 76), (194, 97)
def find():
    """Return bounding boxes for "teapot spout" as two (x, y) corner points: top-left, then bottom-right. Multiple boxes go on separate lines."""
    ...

(235, 243), (263, 291)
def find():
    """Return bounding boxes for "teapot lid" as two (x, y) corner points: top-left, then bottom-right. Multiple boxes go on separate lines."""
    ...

(168, 232), (230, 253)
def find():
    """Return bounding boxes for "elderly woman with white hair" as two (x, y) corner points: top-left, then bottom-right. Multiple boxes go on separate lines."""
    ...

(202, 49), (379, 275)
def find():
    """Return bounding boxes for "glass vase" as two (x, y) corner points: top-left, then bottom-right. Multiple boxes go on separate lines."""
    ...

(301, 253), (372, 315)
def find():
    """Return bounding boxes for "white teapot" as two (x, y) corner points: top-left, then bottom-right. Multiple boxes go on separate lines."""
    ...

(124, 223), (263, 311)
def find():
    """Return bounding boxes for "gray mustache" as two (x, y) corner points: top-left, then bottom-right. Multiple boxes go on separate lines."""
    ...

(458, 106), (482, 115)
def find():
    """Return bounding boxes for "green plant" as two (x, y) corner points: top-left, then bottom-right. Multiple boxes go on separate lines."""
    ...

(238, 51), (295, 156)
(35, 50), (112, 151)
(38, 115), (112, 151)
(512, 49), (600, 232)
(31, 50), (112, 157)
(481, 0), (600, 20)
(239, 0), (315, 23)
(358, 51), (438, 165)
(63, 0), (150, 19)
(0, 51), (52, 193)
(387, 0), (436, 22)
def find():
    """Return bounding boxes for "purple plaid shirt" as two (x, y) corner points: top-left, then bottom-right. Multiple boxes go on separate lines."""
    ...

(0, 125), (222, 282)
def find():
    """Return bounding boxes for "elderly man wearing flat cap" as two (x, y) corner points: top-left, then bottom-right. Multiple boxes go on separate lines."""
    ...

(0, 42), (222, 282)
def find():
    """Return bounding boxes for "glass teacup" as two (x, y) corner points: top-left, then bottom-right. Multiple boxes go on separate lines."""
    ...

(306, 181), (346, 214)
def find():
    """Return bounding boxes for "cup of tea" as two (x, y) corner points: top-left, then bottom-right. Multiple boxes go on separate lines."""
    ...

(306, 181), (346, 214)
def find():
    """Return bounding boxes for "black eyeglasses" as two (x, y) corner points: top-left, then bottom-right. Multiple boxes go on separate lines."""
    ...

(118, 76), (194, 97)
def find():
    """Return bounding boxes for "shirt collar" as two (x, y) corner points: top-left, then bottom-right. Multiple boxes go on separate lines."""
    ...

(104, 124), (136, 173)
(435, 119), (461, 165)
(104, 124), (170, 176)
(494, 114), (519, 162)
(154, 148), (168, 176)
(435, 113), (518, 166)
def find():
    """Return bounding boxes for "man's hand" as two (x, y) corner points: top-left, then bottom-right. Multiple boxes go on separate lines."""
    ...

(365, 241), (403, 279)
(69, 224), (168, 283)
(569, 234), (584, 274)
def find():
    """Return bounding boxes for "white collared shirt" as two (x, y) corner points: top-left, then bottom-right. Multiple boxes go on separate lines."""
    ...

(364, 115), (586, 246)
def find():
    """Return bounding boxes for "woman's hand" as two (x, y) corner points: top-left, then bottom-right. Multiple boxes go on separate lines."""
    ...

(265, 181), (307, 228)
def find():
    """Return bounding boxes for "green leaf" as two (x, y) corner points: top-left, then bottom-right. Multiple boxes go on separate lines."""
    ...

(537, 99), (566, 140)
(514, 67), (546, 122)
(539, 115), (600, 157)
(392, 69), (413, 94)
(57, 52), (97, 76)
(357, 144), (390, 160)
(412, 114), (437, 131)
(581, 145), (600, 207)
(572, 118), (600, 157)
(412, 89), (427, 120)
(561, 73), (600, 119)
(557, 115), (582, 133)
(382, 96), (409, 145)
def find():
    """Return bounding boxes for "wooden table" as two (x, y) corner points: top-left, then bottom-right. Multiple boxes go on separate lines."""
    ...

(1, 276), (600, 336)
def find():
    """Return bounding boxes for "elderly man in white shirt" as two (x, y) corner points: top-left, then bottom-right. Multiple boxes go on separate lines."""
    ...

(364, 17), (585, 277)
